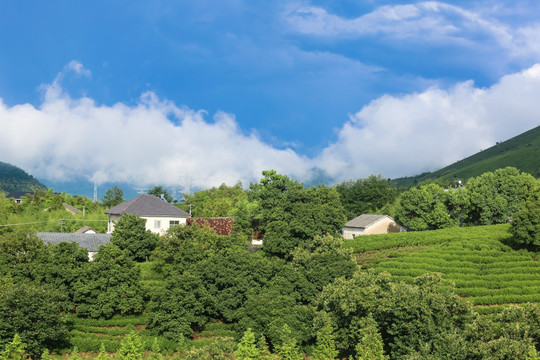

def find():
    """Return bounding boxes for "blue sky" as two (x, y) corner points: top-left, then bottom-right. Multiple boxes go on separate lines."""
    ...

(2, 1), (540, 198)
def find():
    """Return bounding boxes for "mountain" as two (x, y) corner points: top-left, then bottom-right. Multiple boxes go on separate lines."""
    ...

(392, 125), (540, 187)
(0, 161), (47, 194)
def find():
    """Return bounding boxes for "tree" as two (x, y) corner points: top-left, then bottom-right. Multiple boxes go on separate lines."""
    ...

(258, 179), (346, 259)
(466, 167), (537, 225)
(275, 324), (303, 360)
(335, 175), (398, 220)
(102, 186), (124, 208)
(354, 315), (388, 360)
(312, 312), (338, 360)
(147, 272), (215, 340)
(73, 244), (144, 318)
(0, 279), (70, 358)
(117, 330), (144, 360)
(1, 334), (27, 360)
(395, 183), (454, 231)
(316, 270), (475, 359)
(148, 186), (174, 203)
(236, 328), (261, 360)
(509, 196), (540, 249)
(182, 182), (248, 217)
(111, 213), (158, 261)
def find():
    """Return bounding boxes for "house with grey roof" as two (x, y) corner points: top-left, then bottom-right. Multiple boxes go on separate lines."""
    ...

(342, 214), (405, 239)
(104, 194), (191, 234)
(37, 232), (111, 260)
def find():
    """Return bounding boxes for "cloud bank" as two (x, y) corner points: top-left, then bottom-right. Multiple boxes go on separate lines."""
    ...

(1, 62), (540, 189)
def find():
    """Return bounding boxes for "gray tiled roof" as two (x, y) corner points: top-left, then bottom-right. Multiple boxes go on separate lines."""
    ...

(344, 214), (390, 229)
(37, 232), (111, 252)
(104, 195), (190, 217)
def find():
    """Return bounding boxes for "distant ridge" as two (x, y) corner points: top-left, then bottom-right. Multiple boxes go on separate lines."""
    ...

(392, 125), (540, 187)
(0, 161), (47, 194)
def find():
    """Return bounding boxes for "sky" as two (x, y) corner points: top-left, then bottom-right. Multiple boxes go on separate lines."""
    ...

(1, 1), (540, 199)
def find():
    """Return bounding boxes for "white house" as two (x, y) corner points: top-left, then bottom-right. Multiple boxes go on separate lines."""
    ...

(104, 194), (191, 234)
(342, 214), (405, 239)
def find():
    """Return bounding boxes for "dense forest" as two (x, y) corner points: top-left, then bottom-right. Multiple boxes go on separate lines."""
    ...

(0, 168), (539, 359)
(0, 162), (46, 194)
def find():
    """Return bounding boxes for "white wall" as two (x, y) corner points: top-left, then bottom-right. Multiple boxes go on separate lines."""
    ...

(107, 214), (187, 234)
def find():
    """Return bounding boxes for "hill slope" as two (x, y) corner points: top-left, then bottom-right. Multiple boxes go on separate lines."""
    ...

(393, 125), (540, 186)
(345, 225), (540, 314)
(0, 161), (47, 194)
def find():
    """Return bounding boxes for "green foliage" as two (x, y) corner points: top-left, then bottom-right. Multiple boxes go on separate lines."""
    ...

(0, 231), (49, 282)
(147, 186), (174, 203)
(152, 223), (223, 276)
(236, 328), (261, 360)
(0, 279), (70, 358)
(335, 174), (398, 220)
(95, 343), (109, 360)
(0, 161), (46, 194)
(252, 171), (346, 258)
(1, 334), (27, 360)
(111, 213), (158, 261)
(116, 331), (144, 360)
(354, 315), (388, 360)
(395, 183), (454, 231)
(275, 324), (303, 360)
(182, 182), (247, 217)
(182, 337), (236, 360)
(316, 270), (475, 359)
(346, 224), (540, 309)
(509, 196), (540, 249)
(147, 272), (214, 340)
(192, 249), (276, 322)
(466, 167), (537, 225)
(312, 312), (338, 360)
(40, 349), (50, 360)
(73, 244), (144, 318)
(102, 186), (124, 208)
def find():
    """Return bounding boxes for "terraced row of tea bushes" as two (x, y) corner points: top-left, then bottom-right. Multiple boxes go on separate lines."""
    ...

(343, 224), (511, 253)
(346, 225), (539, 311)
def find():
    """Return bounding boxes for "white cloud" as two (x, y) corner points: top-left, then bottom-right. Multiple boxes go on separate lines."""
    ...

(2, 62), (540, 189)
(317, 63), (540, 180)
(65, 60), (92, 78)
(0, 77), (312, 189)
(284, 1), (540, 59)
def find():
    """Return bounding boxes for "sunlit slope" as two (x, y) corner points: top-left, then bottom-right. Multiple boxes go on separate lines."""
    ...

(344, 225), (540, 314)
(393, 125), (540, 186)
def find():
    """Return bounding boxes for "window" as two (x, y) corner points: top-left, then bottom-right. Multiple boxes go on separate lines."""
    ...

(154, 220), (161, 229)
(170, 220), (180, 227)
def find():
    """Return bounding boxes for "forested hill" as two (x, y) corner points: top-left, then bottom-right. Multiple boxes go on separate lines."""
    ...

(393, 125), (540, 187)
(0, 161), (47, 193)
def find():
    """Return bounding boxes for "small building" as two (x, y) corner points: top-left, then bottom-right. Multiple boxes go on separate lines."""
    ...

(186, 217), (235, 235)
(342, 214), (405, 239)
(63, 203), (82, 214)
(75, 226), (97, 234)
(104, 194), (191, 234)
(37, 232), (111, 261)
(6, 191), (32, 204)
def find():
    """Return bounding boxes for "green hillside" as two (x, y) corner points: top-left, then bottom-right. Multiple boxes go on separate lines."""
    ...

(344, 225), (540, 314)
(393, 125), (540, 186)
(0, 161), (47, 194)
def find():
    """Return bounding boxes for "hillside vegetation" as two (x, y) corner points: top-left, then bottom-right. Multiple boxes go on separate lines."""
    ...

(0, 161), (46, 193)
(345, 224), (540, 313)
(393, 125), (540, 186)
